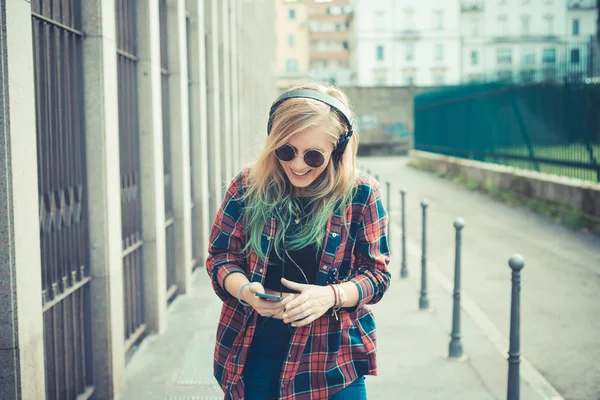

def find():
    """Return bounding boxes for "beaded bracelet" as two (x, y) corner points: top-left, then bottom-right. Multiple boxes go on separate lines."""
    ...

(237, 282), (252, 306)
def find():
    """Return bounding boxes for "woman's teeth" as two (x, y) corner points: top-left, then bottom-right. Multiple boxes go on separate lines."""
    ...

(292, 170), (310, 176)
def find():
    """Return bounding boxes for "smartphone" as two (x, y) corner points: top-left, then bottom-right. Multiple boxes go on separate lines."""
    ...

(255, 293), (283, 301)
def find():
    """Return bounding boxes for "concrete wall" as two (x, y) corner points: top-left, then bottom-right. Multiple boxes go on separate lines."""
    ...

(339, 86), (431, 155)
(0, 0), (276, 399)
(409, 150), (600, 219)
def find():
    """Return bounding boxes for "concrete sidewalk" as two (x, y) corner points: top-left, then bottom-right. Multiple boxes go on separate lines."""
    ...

(118, 227), (541, 399)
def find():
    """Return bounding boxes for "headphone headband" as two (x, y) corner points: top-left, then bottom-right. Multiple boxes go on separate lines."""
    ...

(267, 89), (354, 136)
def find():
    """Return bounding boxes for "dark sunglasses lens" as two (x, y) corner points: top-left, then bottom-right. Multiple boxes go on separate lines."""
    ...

(304, 150), (325, 168)
(275, 145), (295, 162)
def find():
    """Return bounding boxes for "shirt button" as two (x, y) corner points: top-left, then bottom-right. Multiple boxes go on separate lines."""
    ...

(267, 236), (272, 241)
(259, 269), (264, 273)
(322, 265), (328, 270)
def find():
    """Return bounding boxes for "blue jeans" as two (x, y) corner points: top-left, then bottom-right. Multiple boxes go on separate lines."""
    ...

(244, 316), (367, 400)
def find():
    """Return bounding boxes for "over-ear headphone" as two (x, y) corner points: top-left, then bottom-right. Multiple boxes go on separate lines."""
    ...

(267, 89), (354, 164)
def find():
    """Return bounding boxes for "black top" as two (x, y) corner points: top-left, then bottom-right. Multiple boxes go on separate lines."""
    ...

(262, 198), (321, 293)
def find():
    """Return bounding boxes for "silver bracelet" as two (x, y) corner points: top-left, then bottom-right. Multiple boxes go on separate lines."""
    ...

(237, 282), (252, 306)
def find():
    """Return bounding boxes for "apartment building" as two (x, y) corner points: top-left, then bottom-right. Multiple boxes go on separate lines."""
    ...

(276, 0), (353, 90)
(350, 0), (598, 86)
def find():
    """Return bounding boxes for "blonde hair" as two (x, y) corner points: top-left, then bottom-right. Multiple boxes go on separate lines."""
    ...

(241, 83), (359, 260)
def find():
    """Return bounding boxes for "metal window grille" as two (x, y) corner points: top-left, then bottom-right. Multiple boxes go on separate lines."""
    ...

(31, 1), (94, 399)
(160, 0), (178, 300)
(116, 0), (146, 353)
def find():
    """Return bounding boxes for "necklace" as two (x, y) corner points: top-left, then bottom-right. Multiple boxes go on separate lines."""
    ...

(293, 197), (312, 225)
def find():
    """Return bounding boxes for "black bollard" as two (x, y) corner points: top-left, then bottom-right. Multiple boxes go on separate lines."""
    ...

(419, 199), (429, 309)
(386, 181), (391, 213)
(385, 181), (391, 243)
(507, 255), (525, 400)
(400, 189), (408, 279)
(449, 218), (465, 358)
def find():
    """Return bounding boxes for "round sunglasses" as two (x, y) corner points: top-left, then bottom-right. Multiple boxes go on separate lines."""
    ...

(274, 144), (327, 168)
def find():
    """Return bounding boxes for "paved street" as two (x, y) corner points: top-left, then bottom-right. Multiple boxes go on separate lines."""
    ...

(119, 156), (600, 400)
(363, 156), (600, 400)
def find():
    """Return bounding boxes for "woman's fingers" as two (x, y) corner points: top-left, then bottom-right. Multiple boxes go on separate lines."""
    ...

(256, 294), (294, 316)
(290, 313), (317, 327)
(247, 282), (264, 295)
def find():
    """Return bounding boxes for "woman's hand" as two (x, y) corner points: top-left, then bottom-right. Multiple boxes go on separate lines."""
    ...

(241, 282), (294, 318)
(280, 278), (336, 327)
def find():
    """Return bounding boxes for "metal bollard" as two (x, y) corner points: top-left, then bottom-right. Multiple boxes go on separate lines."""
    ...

(419, 199), (429, 309)
(385, 181), (391, 243)
(507, 255), (525, 400)
(400, 189), (408, 278)
(449, 218), (465, 358)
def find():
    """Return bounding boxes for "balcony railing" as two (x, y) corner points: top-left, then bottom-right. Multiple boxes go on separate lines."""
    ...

(567, 0), (596, 9)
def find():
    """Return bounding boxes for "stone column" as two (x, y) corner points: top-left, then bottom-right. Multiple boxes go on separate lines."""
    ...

(205, 0), (222, 219)
(81, 0), (127, 397)
(186, 0), (210, 267)
(167, 0), (193, 294)
(230, 0), (241, 174)
(220, 0), (232, 185)
(137, 0), (168, 334)
(0, 1), (46, 399)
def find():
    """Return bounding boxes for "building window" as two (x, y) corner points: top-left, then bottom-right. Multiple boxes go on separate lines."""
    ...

(289, 9), (296, 20)
(406, 77), (414, 85)
(288, 34), (295, 47)
(434, 73), (445, 85)
(286, 59), (298, 73)
(343, 41), (349, 50)
(434, 10), (443, 30)
(471, 50), (479, 65)
(542, 48), (556, 63)
(572, 19), (580, 36)
(521, 16), (530, 35)
(498, 15), (508, 36)
(435, 44), (444, 61)
(335, 23), (343, 31)
(522, 49), (535, 66)
(544, 15), (554, 35)
(571, 48), (580, 64)
(406, 43), (414, 61)
(520, 70), (535, 83)
(496, 48), (512, 64)
(498, 70), (513, 82)
(376, 45), (384, 61)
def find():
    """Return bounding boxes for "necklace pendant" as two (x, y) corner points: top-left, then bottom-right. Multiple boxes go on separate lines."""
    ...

(295, 218), (300, 224)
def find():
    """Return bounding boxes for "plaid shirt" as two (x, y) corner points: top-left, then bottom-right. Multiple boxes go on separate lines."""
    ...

(206, 168), (391, 400)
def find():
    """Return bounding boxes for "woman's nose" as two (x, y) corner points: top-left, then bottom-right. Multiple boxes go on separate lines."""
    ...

(290, 153), (307, 169)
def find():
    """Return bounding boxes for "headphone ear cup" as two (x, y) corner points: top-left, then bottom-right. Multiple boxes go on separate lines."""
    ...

(332, 133), (350, 164)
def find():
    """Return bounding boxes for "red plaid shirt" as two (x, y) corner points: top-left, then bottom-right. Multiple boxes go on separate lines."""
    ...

(206, 168), (391, 400)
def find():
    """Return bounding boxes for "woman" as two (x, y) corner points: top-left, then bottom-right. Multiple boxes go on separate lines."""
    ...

(206, 83), (391, 400)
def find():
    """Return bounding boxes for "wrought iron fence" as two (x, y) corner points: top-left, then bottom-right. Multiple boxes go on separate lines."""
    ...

(415, 78), (600, 182)
(116, 0), (146, 353)
(31, 1), (94, 399)
(160, 0), (178, 300)
(463, 38), (600, 86)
